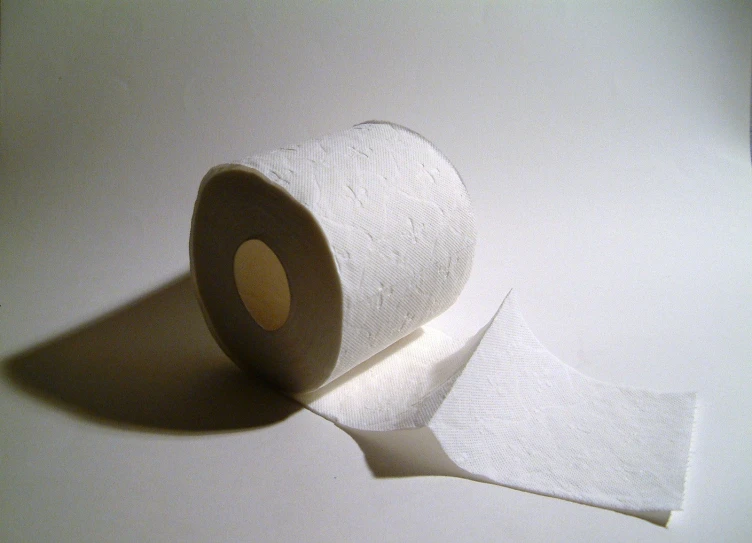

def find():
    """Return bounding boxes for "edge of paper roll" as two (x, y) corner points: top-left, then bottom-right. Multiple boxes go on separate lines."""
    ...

(189, 162), (346, 391)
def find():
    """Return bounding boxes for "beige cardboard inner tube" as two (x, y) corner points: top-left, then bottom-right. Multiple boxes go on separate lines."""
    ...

(234, 239), (291, 331)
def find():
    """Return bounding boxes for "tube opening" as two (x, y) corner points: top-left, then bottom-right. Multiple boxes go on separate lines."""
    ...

(234, 239), (291, 331)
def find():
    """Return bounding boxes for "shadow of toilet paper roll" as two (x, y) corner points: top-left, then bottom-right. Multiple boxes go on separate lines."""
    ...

(3, 276), (301, 432)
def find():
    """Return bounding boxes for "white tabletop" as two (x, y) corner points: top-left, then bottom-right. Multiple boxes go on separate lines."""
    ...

(2, 2), (751, 541)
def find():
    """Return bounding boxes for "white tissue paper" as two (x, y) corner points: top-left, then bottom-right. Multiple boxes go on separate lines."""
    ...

(190, 122), (694, 514)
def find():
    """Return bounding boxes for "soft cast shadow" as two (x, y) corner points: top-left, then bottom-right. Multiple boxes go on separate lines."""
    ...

(344, 427), (672, 527)
(3, 275), (300, 432)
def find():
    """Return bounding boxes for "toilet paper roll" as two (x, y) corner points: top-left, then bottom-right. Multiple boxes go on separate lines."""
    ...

(190, 122), (695, 514)
(191, 122), (474, 392)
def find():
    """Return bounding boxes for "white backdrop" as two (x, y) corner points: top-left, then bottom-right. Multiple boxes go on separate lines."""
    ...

(1, 2), (751, 541)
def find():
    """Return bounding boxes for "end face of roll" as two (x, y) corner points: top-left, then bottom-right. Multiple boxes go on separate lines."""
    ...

(190, 164), (344, 392)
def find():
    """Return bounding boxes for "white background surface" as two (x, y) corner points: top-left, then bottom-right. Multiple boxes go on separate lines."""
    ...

(1, 1), (751, 541)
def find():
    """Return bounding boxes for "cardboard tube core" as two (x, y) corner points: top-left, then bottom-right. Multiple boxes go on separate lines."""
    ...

(234, 239), (291, 331)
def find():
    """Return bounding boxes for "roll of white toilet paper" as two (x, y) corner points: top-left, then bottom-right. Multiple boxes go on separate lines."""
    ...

(190, 122), (694, 513)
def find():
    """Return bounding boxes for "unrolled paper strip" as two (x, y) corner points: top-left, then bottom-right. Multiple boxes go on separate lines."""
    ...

(190, 122), (695, 513)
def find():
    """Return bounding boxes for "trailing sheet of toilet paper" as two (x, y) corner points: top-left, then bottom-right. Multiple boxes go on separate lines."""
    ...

(190, 122), (695, 512)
